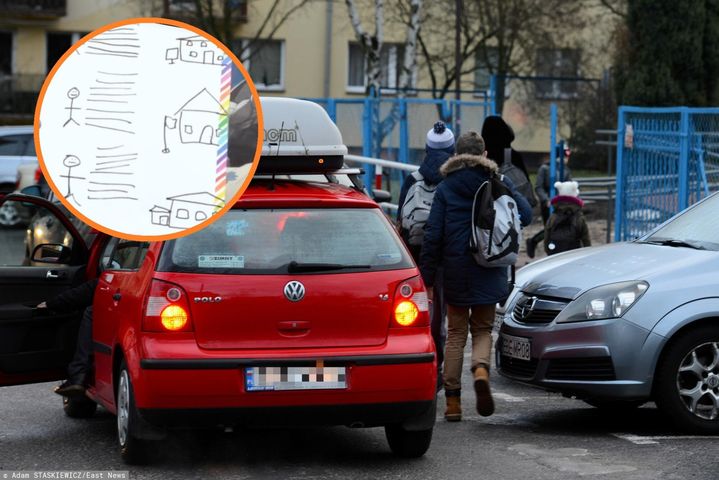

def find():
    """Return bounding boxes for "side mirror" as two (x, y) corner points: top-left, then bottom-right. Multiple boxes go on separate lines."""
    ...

(31, 243), (72, 264)
(372, 189), (392, 203)
(20, 185), (43, 198)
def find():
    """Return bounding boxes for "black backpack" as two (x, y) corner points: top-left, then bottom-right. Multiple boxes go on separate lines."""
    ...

(545, 208), (582, 255)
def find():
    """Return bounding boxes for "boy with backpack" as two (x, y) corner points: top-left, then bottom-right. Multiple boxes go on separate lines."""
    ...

(419, 131), (531, 421)
(397, 121), (455, 388)
(544, 181), (591, 255)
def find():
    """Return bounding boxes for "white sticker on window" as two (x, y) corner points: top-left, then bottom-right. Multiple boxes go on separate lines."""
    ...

(225, 219), (249, 236)
(198, 255), (244, 268)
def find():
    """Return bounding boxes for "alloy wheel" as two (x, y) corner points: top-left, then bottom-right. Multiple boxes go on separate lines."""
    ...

(676, 341), (719, 420)
(117, 370), (130, 446)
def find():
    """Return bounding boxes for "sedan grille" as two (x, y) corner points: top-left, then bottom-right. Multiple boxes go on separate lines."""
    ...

(512, 293), (568, 324)
(499, 355), (538, 379)
(546, 357), (616, 381)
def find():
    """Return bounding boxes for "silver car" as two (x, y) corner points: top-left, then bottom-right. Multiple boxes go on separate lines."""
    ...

(498, 192), (719, 434)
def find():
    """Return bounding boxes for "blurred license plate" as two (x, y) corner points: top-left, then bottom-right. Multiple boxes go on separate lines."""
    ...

(501, 334), (531, 361)
(245, 366), (347, 392)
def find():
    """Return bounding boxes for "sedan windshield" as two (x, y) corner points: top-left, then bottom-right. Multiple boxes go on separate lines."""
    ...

(642, 193), (719, 251)
(158, 208), (413, 274)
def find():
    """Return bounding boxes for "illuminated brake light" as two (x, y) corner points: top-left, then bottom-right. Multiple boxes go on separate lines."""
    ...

(395, 300), (419, 326)
(161, 305), (188, 331)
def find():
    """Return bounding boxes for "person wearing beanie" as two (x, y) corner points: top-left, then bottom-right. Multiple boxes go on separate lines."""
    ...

(419, 131), (532, 422)
(481, 115), (531, 180)
(397, 120), (455, 390)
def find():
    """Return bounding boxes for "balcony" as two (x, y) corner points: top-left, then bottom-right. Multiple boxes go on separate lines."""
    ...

(166, 0), (247, 24)
(0, 0), (67, 20)
(0, 74), (44, 118)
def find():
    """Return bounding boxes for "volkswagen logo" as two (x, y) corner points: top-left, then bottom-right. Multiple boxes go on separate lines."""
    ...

(284, 281), (306, 302)
(519, 296), (538, 320)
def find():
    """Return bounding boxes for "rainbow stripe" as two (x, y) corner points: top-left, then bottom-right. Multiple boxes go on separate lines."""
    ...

(215, 56), (232, 210)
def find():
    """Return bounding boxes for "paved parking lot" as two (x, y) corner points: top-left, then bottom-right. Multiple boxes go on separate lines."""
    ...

(0, 228), (26, 266)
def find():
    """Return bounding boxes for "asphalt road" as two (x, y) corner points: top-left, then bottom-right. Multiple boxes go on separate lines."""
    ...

(2, 346), (718, 480)
(0, 228), (26, 265)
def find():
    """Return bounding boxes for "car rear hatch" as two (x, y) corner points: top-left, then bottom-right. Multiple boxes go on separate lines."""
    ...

(155, 207), (417, 350)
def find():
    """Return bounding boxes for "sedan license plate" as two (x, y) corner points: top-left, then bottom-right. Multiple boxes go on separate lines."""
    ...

(501, 334), (531, 361)
(245, 366), (347, 392)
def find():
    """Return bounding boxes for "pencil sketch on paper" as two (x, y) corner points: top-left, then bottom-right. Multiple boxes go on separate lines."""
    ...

(165, 35), (225, 66)
(85, 27), (140, 59)
(162, 88), (227, 153)
(60, 155), (85, 206)
(150, 192), (225, 229)
(63, 88), (81, 127)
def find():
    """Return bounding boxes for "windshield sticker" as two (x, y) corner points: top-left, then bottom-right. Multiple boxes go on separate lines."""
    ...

(198, 255), (244, 268)
(225, 220), (249, 237)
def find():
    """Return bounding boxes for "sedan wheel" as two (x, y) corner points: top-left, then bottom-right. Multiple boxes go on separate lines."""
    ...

(0, 202), (21, 227)
(117, 363), (148, 464)
(656, 326), (719, 434)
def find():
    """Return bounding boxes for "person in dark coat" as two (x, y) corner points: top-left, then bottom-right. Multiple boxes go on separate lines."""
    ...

(397, 121), (454, 389)
(420, 131), (532, 421)
(37, 279), (98, 396)
(544, 180), (591, 255)
(481, 115), (530, 180)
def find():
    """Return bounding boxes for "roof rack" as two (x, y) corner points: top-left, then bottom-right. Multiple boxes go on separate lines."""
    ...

(253, 168), (364, 177)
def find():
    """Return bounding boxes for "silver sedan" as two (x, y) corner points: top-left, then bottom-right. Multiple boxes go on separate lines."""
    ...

(498, 192), (719, 434)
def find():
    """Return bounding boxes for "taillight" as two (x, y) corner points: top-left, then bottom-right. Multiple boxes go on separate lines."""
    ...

(392, 276), (430, 327)
(34, 167), (42, 184)
(143, 279), (193, 332)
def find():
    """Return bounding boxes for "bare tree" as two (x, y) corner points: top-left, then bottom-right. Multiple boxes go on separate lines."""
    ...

(344, 0), (385, 95)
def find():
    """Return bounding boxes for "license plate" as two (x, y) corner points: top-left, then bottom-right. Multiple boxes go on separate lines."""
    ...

(501, 334), (531, 361)
(245, 365), (347, 392)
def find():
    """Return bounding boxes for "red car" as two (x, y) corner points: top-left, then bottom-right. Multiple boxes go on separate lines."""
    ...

(0, 99), (437, 464)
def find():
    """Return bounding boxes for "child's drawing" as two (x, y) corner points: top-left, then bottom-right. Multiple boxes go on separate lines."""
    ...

(37, 21), (255, 237)
(165, 36), (225, 66)
(162, 88), (227, 153)
(150, 192), (225, 229)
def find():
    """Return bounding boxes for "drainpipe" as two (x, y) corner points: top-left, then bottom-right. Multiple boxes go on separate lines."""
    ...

(323, 0), (333, 98)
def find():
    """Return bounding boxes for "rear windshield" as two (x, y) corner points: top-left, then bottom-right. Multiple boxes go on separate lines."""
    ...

(157, 208), (413, 274)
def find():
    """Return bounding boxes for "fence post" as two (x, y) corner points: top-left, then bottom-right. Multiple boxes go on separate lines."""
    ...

(326, 98), (337, 123)
(362, 97), (374, 189)
(549, 103), (557, 201)
(614, 108), (625, 242)
(490, 75), (498, 116)
(399, 98), (409, 165)
(678, 107), (690, 211)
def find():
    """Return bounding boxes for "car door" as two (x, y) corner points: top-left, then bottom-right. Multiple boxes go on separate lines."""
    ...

(0, 193), (90, 387)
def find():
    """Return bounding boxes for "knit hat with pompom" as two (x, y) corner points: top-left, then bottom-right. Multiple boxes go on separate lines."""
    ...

(426, 121), (455, 149)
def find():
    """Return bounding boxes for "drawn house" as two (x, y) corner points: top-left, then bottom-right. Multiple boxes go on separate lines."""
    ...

(150, 192), (225, 229)
(166, 35), (225, 66)
(162, 89), (228, 153)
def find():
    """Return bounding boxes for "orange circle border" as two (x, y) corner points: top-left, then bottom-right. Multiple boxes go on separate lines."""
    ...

(33, 17), (264, 242)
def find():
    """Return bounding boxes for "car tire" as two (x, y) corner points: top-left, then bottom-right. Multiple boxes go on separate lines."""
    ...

(117, 362), (149, 464)
(384, 425), (433, 458)
(655, 325), (719, 434)
(583, 399), (646, 411)
(63, 395), (97, 418)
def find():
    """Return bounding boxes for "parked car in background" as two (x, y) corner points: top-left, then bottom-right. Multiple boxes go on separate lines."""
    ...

(498, 191), (719, 434)
(0, 125), (36, 193)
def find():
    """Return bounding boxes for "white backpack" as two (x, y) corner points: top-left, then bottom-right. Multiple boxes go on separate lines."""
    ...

(400, 171), (437, 246)
(469, 174), (522, 267)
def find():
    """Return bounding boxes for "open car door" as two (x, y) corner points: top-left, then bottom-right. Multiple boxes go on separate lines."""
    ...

(0, 193), (90, 387)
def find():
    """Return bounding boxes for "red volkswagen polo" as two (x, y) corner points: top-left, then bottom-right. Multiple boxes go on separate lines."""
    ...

(0, 98), (437, 463)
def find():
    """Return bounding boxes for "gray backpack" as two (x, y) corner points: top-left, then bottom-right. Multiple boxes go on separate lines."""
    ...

(400, 171), (437, 246)
(469, 173), (522, 267)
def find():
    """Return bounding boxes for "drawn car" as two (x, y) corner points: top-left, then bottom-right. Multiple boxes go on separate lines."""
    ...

(0, 98), (437, 463)
(497, 191), (719, 433)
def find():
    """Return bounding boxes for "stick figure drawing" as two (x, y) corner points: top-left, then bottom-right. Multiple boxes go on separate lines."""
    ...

(63, 87), (81, 127)
(60, 155), (85, 206)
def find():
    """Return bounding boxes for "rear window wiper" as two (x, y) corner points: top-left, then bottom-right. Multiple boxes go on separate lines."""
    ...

(287, 261), (371, 273)
(642, 238), (706, 250)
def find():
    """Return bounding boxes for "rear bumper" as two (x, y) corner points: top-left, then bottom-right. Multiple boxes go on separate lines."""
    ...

(139, 400), (436, 429)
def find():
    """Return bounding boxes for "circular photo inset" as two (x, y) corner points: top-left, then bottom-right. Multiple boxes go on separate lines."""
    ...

(35, 18), (262, 240)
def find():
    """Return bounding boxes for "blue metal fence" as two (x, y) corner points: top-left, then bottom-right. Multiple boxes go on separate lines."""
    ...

(305, 97), (493, 188)
(615, 106), (719, 241)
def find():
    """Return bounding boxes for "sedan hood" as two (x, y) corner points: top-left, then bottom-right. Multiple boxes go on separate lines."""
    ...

(517, 242), (716, 299)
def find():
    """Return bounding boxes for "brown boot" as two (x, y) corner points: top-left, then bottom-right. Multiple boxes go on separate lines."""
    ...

(444, 394), (462, 422)
(473, 366), (495, 417)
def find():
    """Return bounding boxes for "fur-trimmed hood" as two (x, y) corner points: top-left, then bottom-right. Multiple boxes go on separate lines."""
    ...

(440, 153), (498, 177)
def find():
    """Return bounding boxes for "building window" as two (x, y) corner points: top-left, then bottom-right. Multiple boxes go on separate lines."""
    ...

(234, 39), (284, 91)
(195, 211), (207, 221)
(474, 47), (499, 92)
(535, 48), (580, 99)
(347, 43), (413, 93)
(176, 208), (189, 219)
(46, 32), (86, 72)
(0, 32), (12, 75)
(184, 125), (193, 134)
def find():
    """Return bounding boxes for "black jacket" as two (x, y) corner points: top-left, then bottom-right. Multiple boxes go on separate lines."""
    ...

(46, 279), (98, 313)
(481, 115), (530, 181)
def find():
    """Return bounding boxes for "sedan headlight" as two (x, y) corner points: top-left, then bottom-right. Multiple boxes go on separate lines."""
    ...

(554, 281), (649, 323)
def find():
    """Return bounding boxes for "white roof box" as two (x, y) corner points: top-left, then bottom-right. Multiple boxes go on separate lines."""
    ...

(260, 97), (348, 157)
